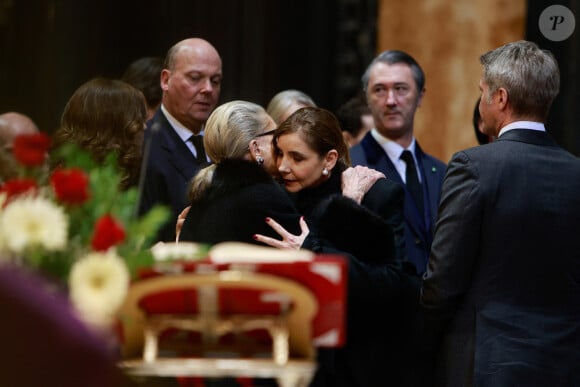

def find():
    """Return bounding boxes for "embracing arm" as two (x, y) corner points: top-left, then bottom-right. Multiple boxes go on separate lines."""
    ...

(341, 165), (385, 204)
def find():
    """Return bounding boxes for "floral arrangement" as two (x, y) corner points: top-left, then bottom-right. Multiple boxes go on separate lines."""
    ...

(0, 132), (169, 328)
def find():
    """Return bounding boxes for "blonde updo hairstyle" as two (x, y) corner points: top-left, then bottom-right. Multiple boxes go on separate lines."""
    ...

(203, 100), (273, 163)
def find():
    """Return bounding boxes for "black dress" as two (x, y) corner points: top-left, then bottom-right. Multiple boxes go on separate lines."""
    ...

(179, 159), (303, 246)
(289, 163), (424, 387)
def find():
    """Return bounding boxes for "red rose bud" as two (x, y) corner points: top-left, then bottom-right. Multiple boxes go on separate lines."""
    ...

(12, 132), (51, 167)
(50, 168), (90, 205)
(0, 178), (38, 203)
(91, 214), (126, 251)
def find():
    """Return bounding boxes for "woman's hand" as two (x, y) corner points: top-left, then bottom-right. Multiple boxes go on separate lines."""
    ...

(341, 166), (385, 204)
(253, 216), (309, 249)
(175, 206), (190, 242)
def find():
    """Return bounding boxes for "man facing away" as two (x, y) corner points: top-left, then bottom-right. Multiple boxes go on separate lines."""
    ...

(350, 50), (446, 275)
(138, 38), (222, 242)
(421, 40), (580, 387)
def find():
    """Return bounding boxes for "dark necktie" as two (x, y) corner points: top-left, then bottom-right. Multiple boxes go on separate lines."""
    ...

(189, 135), (207, 163)
(401, 150), (424, 215)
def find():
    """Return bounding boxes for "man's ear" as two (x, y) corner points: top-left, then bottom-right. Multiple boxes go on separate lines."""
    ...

(496, 87), (508, 111)
(160, 69), (171, 91)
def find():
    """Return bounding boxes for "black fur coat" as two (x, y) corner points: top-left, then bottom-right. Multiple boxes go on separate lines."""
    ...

(179, 159), (302, 246)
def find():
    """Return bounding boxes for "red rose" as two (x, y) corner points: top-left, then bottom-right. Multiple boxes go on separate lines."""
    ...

(0, 178), (38, 204)
(50, 168), (90, 205)
(91, 214), (126, 251)
(12, 132), (51, 167)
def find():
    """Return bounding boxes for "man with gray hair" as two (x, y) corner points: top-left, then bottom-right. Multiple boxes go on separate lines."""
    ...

(421, 40), (580, 386)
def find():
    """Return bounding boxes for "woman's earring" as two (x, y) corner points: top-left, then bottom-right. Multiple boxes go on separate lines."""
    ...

(256, 155), (264, 165)
(322, 168), (329, 176)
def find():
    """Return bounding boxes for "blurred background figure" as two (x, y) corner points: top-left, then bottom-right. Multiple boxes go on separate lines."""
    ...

(0, 111), (40, 183)
(336, 91), (374, 148)
(121, 56), (164, 122)
(0, 264), (137, 387)
(266, 89), (316, 125)
(51, 77), (147, 190)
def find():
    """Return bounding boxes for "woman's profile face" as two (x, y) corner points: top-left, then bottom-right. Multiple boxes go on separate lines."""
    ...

(275, 132), (327, 192)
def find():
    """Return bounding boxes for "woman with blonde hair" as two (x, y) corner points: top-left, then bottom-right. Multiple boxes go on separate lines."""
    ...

(203, 100), (278, 176)
(179, 100), (306, 246)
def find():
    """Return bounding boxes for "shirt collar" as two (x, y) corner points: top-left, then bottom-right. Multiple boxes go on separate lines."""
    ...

(161, 104), (204, 141)
(498, 121), (545, 137)
(371, 128), (417, 162)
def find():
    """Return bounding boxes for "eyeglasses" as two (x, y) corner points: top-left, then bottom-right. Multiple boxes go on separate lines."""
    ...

(256, 129), (277, 137)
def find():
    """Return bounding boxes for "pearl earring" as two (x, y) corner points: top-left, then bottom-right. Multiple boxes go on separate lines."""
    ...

(256, 155), (264, 165)
(322, 168), (329, 176)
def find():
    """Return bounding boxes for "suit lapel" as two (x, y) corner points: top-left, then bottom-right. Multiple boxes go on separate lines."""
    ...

(360, 134), (402, 183)
(415, 143), (444, 232)
(154, 112), (200, 181)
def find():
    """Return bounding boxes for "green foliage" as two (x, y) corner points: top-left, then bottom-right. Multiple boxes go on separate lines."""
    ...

(49, 143), (170, 279)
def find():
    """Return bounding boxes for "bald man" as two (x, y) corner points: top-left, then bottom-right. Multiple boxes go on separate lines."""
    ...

(0, 112), (40, 183)
(138, 38), (223, 241)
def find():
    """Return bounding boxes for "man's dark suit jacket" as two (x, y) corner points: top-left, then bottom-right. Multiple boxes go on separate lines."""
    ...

(138, 109), (208, 242)
(350, 132), (446, 274)
(421, 129), (580, 386)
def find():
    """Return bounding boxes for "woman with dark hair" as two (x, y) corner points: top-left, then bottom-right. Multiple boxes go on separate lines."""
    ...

(272, 107), (422, 387)
(52, 77), (146, 190)
(272, 107), (408, 265)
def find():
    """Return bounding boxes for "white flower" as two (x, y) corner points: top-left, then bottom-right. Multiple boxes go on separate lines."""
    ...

(69, 251), (129, 328)
(0, 196), (68, 254)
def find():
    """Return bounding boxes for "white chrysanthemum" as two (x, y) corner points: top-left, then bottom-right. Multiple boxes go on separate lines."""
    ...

(0, 196), (68, 254)
(69, 251), (130, 327)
